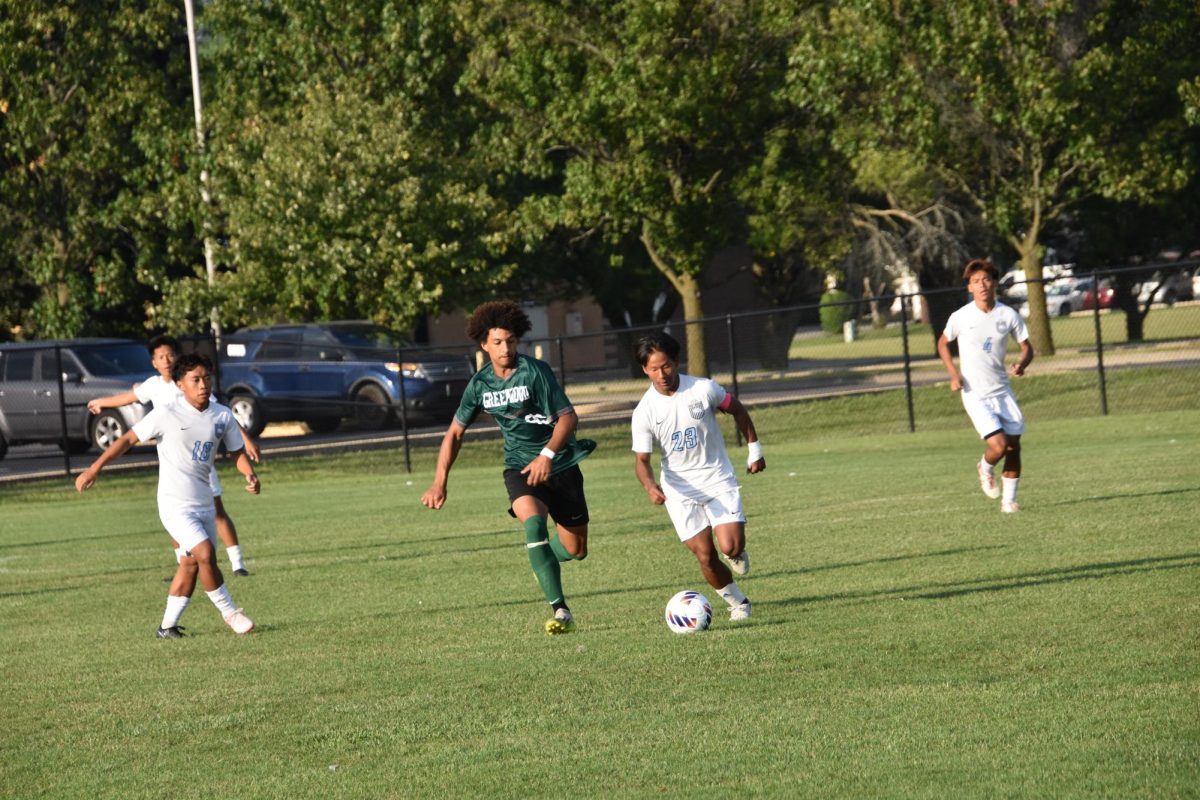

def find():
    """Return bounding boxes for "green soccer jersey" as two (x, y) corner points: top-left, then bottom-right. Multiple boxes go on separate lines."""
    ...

(455, 353), (595, 474)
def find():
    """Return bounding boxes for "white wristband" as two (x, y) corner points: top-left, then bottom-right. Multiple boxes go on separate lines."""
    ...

(539, 447), (557, 460)
(747, 440), (763, 465)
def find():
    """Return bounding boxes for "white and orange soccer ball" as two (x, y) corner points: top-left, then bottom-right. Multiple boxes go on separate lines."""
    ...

(665, 590), (712, 634)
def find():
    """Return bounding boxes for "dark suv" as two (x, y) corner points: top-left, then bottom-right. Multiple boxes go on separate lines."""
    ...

(218, 322), (474, 436)
(0, 339), (151, 459)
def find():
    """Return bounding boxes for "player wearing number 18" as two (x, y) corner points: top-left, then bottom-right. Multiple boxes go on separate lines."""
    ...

(632, 333), (763, 624)
(421, 301), (596, 635)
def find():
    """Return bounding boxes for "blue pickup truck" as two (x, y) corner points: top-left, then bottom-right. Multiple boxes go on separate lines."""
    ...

(218, 322), (474, 436)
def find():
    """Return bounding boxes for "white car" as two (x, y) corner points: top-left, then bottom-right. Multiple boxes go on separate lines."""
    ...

(1018, 280), (1083, 318)
(1135, 270), (1194, 306)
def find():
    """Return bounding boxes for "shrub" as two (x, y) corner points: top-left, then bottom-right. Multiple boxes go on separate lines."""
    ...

(819, 290), (855, 334)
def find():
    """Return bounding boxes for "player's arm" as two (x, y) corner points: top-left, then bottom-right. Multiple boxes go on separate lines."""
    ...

(74, 429), (142, 491)
(1011, 339), (1034, 377)
(87, 389), (139, 415)
(421, 419), (467, 510)
(237, 424), (262, 463)
(936, 334), (963, 391)
(226, 448), (261, 494)
(634, 451), (666, 505)
(720, 394), (765, 474)
(521, 409), (577, 487)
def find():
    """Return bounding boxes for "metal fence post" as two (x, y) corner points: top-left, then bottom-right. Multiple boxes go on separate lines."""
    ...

(726, 314), (743, 446)
(556, 336), (566, 391)
(54, 344), (72, 476)
(396, 345), (412, 474)
(1092, 274), (1109, 416)
(900, 295), (916, 433)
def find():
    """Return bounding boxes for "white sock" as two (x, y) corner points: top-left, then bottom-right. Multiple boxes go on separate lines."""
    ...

(206, 584), (238, 616)
(174, 547), (185, 564)
(979, 458), (995, 475)
(161, 595), (190, 629)
(226, 545), (245, 571)
(1002, 476), (1020, 503)
(717, 582), (747, 607)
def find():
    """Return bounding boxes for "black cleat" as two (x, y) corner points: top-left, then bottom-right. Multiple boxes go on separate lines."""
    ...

(155, 626), (185, 639)
(233, 568), (250, 577)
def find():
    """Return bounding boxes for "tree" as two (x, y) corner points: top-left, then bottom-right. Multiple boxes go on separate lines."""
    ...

(796, 0), (1198, 356)
(0, 1), (201, 339)
(457, 0), (841, 376)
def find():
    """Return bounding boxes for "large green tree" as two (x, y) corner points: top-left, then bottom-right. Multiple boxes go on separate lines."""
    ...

(797, 0), (1198, 356)
(457, 0), (844, 375)
(0, 1), (200, 339)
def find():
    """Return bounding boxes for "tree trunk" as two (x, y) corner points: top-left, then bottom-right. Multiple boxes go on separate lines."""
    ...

(676, 271), (708, 377)
(1016, 244), (1055, 357)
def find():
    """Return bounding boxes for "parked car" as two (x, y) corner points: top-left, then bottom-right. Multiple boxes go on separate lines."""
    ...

(0, 339), (151, 459)
(1135, 269), (1194, 306)
(1018, 279), (1083, 318)
(1076, 276), (1114, 310)
(218, 322), (475, 436)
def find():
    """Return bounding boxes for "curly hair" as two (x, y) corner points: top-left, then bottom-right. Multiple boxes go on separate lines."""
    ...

(465, 300), (532, 343)
(171, 353), (214, 383)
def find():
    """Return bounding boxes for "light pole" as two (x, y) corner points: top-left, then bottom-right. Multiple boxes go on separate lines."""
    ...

(183, 0), (221, 346)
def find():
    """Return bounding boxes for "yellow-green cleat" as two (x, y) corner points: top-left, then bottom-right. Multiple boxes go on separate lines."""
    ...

(544, 608), (576, 635)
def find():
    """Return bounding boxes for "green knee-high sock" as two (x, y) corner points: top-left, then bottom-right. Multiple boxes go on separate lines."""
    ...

(549, 535), (578, 563)
(524, 517), (564, 605)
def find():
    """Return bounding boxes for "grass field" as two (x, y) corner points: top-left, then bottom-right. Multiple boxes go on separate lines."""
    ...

(2, 402), (1198, 798)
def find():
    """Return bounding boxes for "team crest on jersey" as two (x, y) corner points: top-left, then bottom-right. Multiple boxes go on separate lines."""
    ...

(215, 422), (227, 439)
(688, 399), (706, 420)
(995, 320), (1008, 334)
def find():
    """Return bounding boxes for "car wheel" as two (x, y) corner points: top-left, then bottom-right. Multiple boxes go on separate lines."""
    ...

(1059, 304), (1071, 317)
(352, 384), (393, 430)
(91, 411), (128, 451)
(304, 416), (341, 434)
(228, 394), (267, 438)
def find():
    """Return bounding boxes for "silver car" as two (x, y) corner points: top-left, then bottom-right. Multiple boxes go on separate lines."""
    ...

(0, 339), (151, 460)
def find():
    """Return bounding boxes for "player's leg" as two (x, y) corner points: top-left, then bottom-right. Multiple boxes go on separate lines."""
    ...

(963, 393), (1006, 499)
(998, 392), (1026, 512)
(211, 471), (248, 575)
(189, 513), (254, 634)
(709, 489), (749, 576)
(670, 499), (751, 621)
(506, 470), (573, 633)
(156, 511), (211, 638)
(546, 466), (590, 561)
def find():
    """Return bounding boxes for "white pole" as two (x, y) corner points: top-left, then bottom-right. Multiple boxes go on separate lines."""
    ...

(183, 0), (221, 344)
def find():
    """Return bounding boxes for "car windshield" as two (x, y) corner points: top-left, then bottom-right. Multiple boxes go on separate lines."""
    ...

(72, 343), (153, 377)
(326, 324), (412, 356)
(1048, 284), (1071, 296)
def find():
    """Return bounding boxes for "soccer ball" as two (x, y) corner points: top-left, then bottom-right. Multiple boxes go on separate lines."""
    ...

(665, 590), (712, 634)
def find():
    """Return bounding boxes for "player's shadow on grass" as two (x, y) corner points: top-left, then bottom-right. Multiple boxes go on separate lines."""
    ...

(754, 545), (1009, 582)
(1043, 486), (1199, 506)
(775, 552), (1200, 607)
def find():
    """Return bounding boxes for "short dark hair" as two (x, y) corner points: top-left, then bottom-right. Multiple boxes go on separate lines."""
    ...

(147, 334), (181, 356)
(171, 353), (213, 383)
(465, 300), (532, 343)
(963, 258), (999, 282)
(634, 332), (681, 366)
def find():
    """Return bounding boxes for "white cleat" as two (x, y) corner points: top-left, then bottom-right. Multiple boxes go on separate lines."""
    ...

(978, 463), (1001, 499)
(224, 608), (255, 634)
(1000, 501), (1020, 514)
(729, 600), (752, 622)
(725, 550), (750, 577)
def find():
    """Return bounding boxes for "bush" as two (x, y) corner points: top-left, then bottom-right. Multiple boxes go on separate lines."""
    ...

(819, 290), (855, 334)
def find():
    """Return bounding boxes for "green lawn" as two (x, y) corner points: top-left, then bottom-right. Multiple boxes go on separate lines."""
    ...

(1, 404), (1197, 798)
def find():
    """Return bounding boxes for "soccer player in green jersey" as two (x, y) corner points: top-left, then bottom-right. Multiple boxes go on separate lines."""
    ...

(421, 300), (596, 635)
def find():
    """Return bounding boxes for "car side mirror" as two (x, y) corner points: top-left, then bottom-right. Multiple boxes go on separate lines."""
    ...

(319, 350), (343, 362)
(61, 371), (82, 383)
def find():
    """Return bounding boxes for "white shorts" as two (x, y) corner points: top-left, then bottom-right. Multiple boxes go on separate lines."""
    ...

(961, 389), (1025, 439)
(209, 468), (222, 498)
(159, 507), (218, 552)
(665, 487), (746, 542)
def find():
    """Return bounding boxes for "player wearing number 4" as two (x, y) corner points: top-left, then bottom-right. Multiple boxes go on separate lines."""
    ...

(937, 258), (1034, 513)
(632, 333), (762, 623)
(76, 354), (259, 638)
(421, 300), (596, 636)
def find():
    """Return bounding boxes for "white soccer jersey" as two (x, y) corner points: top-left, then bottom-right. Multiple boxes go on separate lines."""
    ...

(631, 374), (737, 501)
(943, 301), (1028, 398)
(132, 400), (245, 512)
(133, 374), (184, 409)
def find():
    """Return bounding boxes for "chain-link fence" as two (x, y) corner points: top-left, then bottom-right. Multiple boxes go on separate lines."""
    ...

(3, 262), (1197, 478)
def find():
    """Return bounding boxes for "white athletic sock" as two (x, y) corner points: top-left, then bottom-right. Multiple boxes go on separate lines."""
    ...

(205, 584), (238, 616)
(979, 457), (996, 474)
(161, 595), (190, 629)
(717, 582), (747, 607)
(174, 547), (185, 564)
(226, 545), (244, 571)
(1002, 476), (1020, 503)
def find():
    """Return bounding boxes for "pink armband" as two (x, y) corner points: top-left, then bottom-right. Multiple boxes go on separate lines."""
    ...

(718, 392), (734, 412)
